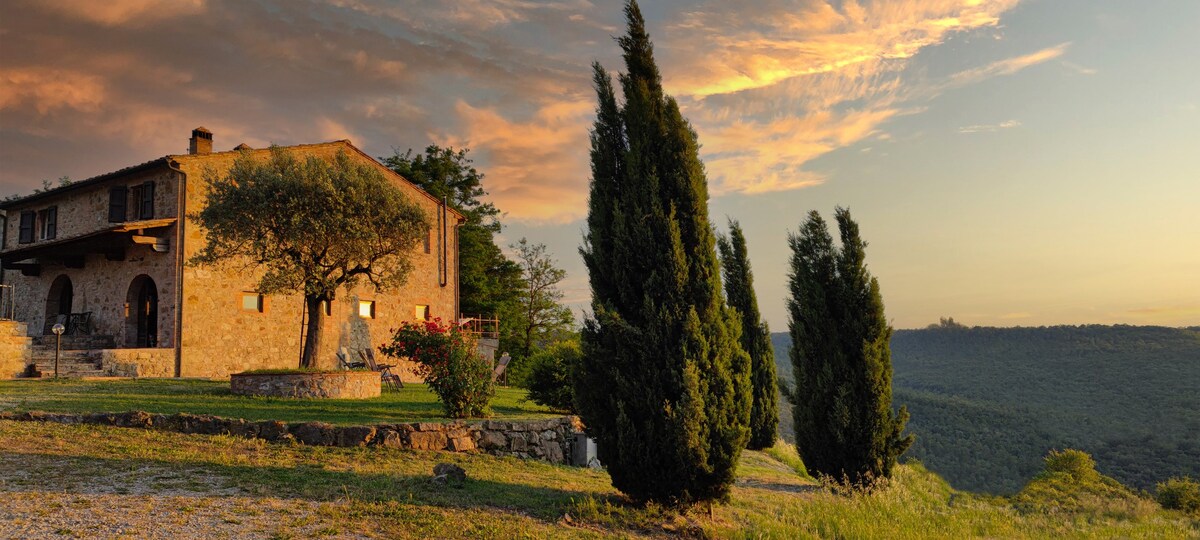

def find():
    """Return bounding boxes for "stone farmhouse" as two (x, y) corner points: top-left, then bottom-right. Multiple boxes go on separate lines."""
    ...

(0, 128), (463, 379)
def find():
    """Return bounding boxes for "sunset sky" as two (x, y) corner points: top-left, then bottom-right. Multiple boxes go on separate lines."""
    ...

(2, 0), (1197, 329)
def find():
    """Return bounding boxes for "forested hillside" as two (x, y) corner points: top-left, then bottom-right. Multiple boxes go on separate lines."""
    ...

(772, 325), (1200, 493)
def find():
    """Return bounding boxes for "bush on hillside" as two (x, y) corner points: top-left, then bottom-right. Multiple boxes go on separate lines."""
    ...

(522, 340), (580, 413)
(1156, 476), (1200, 513)
(1014, 449), (1155, 519)
(381, 318), (494, 418)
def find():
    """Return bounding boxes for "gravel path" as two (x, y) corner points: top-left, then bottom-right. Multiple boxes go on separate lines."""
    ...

(0, 453), (369, 540)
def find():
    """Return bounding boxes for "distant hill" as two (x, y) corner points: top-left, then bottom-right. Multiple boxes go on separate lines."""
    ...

(772, 325), (1200, 494)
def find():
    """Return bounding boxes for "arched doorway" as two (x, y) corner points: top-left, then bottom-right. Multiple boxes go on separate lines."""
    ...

(125, 275), (158, 347)
(44, 275), (73, 334)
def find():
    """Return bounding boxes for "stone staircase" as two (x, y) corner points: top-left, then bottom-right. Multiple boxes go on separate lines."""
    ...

(30, 334), (117, 378)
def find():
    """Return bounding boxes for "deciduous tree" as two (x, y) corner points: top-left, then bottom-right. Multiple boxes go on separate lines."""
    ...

(192, 147), (427, 368)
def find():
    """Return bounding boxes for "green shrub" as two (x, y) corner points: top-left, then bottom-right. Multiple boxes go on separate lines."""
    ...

(1042, 449), (1100, 482)
(522, 340), (580, 412)
(1013, 449), (1155, 519)
(381, 318), (494, 418)
(1156, 476), (1200, 513)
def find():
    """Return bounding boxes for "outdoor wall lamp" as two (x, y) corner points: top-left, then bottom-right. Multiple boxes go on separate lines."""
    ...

(51, 323), (65, 379)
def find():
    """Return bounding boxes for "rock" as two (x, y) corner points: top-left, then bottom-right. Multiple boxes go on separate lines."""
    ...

(413, 422), (443, 432)
(291, 422), (336, 446)
(256, 420), (293, 442)
(193, 415), (228, 435)
(544, 442), (565, 464)
(374, 428), (405, 449)
(409, 430), (448, 451)
(337, 426), (376, 447)
(541, 429), (557, 441)
(115, 411), (153, 428)
(432, 463), (467, 487)
(510, 435), (528, 452)
(227, 419), (259, 439)
(478, 430), (507, 450)
(448, 436), (476, 452)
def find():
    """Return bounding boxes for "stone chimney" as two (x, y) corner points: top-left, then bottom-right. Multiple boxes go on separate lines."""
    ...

(188, 127), (213, 155)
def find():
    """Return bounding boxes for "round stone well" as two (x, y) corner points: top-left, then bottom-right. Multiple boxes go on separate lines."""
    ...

(230, 371), (381, 399)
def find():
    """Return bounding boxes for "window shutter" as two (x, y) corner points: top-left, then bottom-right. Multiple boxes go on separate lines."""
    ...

(18, 211), (34, 244)
(109, 186), (127, 222)
(45, 206), (57, 240)
(140, 181), (155, 219)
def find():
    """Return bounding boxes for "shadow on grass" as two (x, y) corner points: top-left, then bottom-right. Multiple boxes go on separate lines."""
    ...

(3, 450), (592, 522)
(0, 379), (557, 425)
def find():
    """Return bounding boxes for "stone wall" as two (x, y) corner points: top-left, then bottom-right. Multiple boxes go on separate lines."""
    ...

(100, 349), (175, 378)
(230, 371), (381, 399)
(174, 142), (461, 378)
(0, 410), (585, 466)
(6, 245), (177, 347)
(0, 321), (32, 378)
(1, 168), (179, 252)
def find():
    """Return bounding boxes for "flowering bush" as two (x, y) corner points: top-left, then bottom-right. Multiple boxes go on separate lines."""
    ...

(380, 318), (494, 418)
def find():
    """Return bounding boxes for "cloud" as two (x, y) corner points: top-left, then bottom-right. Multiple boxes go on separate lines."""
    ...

(948, 43), (1069, 86)
(435, 99), (594, 224)
(36, 0), (207, 26)
(958, 119), (1022, 134)
(1061, 60), (1098, 75)
(661, 0), (1033, 195)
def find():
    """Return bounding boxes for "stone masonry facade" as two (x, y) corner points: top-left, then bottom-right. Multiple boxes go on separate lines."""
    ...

(0, 128), (462, 378)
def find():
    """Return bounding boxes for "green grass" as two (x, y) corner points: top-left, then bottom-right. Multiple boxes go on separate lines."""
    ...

(1, 420), (1195, 539)
(0, 378), (558, 425)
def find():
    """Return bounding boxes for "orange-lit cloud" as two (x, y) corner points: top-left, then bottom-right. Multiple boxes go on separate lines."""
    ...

(37, 0), (207, 26)
(435, 99), (594, 224)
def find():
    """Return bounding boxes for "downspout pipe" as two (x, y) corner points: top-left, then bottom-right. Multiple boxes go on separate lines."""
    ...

(167, 159), (185, 378)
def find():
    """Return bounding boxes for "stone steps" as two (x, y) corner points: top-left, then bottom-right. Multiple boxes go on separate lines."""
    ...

(32, 334), (117, 349)
(30, 348), (104, 378)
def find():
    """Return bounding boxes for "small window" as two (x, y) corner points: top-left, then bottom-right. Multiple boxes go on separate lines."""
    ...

(130, 181), (154, 220)
(423, 230), (431, 254)
(109, 186), (128, 222)
(415, 304), (430, 321)
(18, 211), (35, 244)
(241, 293), (264, 313)
(358, 300), (376, 319)
(38, 206), (57, 240)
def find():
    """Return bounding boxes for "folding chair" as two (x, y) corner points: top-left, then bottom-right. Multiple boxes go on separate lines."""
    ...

(361, 349), (403, 389)
(492, 353), (511, 385)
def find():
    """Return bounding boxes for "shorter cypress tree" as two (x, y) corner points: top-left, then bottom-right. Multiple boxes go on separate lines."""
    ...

(717, 220), (779, 449)
(787, 208), (912, 487)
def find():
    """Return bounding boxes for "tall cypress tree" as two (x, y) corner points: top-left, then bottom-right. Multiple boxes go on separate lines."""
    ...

(787, 207), (912, 486)
(576, 0), (751, 505)
(717, 220), (779, 450)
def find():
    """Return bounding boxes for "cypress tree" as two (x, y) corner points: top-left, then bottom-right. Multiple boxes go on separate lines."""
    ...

(717, 220), (779, 450)
(787, 207), (912, 487)
(576, 0), (751, 506)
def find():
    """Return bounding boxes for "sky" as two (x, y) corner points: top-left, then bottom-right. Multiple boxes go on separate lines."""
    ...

(2, 0), (1197, 330)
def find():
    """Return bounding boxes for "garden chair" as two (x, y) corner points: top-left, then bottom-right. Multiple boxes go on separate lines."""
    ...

(492, 353), (511, 385)
(360, 349), (403, 389)
(337, 347), (365, 370)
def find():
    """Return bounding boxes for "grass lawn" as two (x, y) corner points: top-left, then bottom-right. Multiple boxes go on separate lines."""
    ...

(1, 421), (1195, 539)
(0, 378), (560, 425)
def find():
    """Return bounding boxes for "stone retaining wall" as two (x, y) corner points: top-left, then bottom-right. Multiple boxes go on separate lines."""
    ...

(230, 371), (381, 399)
(0, 410), (585, 466)
(100, 349), (175, 378)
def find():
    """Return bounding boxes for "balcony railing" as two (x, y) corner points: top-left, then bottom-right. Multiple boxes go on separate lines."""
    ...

(458, 315), (500, 340)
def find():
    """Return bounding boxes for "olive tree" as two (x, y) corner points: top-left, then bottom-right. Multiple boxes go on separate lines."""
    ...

(191, 146), (428, 368)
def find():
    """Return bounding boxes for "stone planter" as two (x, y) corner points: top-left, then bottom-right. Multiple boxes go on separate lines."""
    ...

(230, 371), (380, 399)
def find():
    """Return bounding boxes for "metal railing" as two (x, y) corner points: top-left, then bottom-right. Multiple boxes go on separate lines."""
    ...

(0, 284), (13, 321)
(458, 315), (500, 340)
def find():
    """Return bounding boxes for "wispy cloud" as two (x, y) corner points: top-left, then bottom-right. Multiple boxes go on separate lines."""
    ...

(947, 42), (1069, 86)
(959, 119), (1022, 134)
